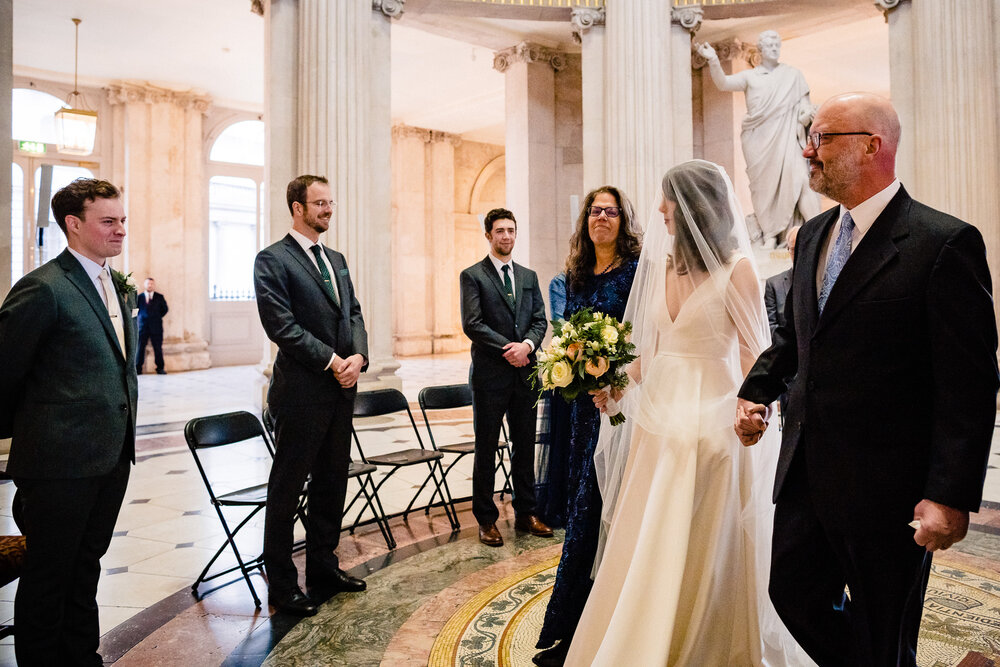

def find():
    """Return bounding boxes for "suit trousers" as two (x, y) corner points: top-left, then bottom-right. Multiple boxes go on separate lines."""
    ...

(136, 326), (164, 372)
(768, 453), (930, 667)
(470, 376), (538, 525)
(13, 456), (130, 666)
(263, 394), (354, 593)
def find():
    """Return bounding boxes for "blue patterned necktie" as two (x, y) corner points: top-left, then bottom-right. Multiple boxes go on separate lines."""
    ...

(818, 211), (855, 313)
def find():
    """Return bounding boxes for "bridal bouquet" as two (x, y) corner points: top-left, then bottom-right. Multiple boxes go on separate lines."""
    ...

(532, 308), (636, 426)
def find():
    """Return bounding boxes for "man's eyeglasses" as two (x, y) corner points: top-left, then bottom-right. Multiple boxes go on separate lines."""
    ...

(306, 199), (336, 209)
(807, 131), (873, 149)
(588, 206), (621, 218)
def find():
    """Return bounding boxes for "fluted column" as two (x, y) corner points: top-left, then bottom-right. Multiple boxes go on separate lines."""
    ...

(670, 6), (700, 164)
(106, 83), (212, 372)
(604, 0), (678, 214)
(494, 42), (564, 282)
(573, 7), (606, 193)
(265, 0), (400, 387)
(883, 0), (1000, 326)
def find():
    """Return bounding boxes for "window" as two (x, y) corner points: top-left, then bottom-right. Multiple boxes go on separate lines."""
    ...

(11, 164), (23, 284)
(210, 120), (265, 166)
(32, 165), (92, 271)
(209, 176), (258, 300)
(12, 88), (66, 145)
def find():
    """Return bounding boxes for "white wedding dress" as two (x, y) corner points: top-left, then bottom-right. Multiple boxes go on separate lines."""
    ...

(566, 259), (809, 666)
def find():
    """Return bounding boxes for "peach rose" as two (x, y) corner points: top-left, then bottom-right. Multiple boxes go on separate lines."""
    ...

(566, 341), (584, 362)
(585, 356), (610, 377)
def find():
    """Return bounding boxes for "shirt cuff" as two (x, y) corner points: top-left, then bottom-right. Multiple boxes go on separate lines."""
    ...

(522, 339), (534, 352)
(325, 353), (339, 371)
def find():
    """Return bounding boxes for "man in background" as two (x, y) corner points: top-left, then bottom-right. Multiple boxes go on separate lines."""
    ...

(136, 276), (169, 374)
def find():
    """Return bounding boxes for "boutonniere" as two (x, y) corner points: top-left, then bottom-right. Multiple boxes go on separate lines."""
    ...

(110, 269), (137, 301)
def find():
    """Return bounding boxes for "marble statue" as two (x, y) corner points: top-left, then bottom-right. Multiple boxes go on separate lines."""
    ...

(697, 31), (820, 247)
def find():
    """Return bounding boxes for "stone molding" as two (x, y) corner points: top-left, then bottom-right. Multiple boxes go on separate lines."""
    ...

(874, 0), (906, 20)
(671, 6), (703, 34)
(571, 7), (605, 44)
(691, 38), (758, 69)
(392, 124), (461, 146)
(493, 42), (566, 73)
(106, 81), (212, 112)
(373, 0), (405, 19)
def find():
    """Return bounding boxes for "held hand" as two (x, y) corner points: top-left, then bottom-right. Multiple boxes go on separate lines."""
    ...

(502, 341), (532, 368)
(590, 387), (623, 417)
(333, 353), (364, 388)
(590, 388), (611, 412)
(912, 499), (970, 552)
(734, 398), (770, 447)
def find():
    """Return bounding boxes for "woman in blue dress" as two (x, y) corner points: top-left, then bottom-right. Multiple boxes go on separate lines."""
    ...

(534, 186), (641, 666)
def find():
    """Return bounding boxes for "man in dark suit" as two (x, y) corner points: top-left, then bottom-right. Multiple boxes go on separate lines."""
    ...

(136, 276), (169, 374)
(0, 178), (137, 665)
(763, 225), (800, 336)
(764, 225), (799, 419)
(254, 174), (369, 616)
(736, 93), (999, 666)
(460, 208), (552, 547)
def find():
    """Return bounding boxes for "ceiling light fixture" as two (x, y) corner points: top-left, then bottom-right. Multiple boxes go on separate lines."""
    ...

(54, 18), (98, 156)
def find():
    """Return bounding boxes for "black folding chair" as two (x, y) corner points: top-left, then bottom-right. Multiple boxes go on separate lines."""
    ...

(262, 408), (396, 551)
(351, 389), (461, 532)
(417, 383), (513, 506)
(185, 411), (273, 607)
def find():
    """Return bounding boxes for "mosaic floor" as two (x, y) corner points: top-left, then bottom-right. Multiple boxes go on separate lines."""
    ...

(0, 356), (999, 666)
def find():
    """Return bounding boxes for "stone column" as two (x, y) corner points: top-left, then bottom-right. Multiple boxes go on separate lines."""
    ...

(882, 0), (1000, 326)
(573, 7), (606, 194)
(426, 132), (463, 353)
(670, 6), (701, 164)
(494, 42), (565, 287)
(0, 0), (11, 299)
(264, 0), (401, 388)
(603, 0), (677, 214)
(106, 83), (212, 372)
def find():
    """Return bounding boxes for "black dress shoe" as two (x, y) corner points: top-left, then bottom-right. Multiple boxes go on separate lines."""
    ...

(533, 640), (569, 666)
(306, 567), (367, 592)
(268, 587), (317, 616)
(156, 369), (167, 375)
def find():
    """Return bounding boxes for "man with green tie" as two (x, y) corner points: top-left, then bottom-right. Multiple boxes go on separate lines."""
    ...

(254, 175), (369, 616)
(460, 208), (551, 547)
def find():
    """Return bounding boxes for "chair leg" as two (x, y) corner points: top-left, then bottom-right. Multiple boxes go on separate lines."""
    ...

(496, 449), (513, 499)
(358, 474), (395, 550)
(424, 460), (460, 531)
(196, 504), (263, 608)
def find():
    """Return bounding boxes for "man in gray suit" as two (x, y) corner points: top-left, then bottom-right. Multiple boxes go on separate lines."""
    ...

(460, 208), (552, 547)
(0, 178), (137, 665)
(254, 174), (368, 616)
(764, 225), (800, 337)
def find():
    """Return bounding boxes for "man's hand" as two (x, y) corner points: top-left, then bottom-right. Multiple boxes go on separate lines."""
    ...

(332, 353), (365, 388)
(734, 398), (770, 447)
(912, 499), (969, 552)
(502, 341), (532, 368)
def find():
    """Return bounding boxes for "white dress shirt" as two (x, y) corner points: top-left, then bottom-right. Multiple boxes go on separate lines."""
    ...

(288, 229), (345, 371)
(68, 247), (111, 307)
(815, 179), (901, 295)
(487, 252), (534, 352)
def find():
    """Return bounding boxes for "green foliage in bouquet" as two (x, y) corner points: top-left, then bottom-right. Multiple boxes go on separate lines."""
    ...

(530, 308), (637, 425)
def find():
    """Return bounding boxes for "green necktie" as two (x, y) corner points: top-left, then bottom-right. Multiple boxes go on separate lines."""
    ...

(502, 264), (514, 305)
(309, 244), (340, 308)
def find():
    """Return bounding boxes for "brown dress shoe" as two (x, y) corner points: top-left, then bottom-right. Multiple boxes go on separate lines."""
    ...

(479, 523), (504, 547)
(514, 515), (554, 537)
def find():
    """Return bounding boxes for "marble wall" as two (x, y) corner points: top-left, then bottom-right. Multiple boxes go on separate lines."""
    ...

(391, 128), (505, 356)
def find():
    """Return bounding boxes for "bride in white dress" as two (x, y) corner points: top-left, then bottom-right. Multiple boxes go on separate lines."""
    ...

(565, 160), (812, 666)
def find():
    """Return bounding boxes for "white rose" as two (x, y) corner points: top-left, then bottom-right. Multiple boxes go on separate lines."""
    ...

(549, 360), (573, 388)
(602, 325), (619, 345)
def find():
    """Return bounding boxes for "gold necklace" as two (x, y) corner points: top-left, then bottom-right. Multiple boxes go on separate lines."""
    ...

(597, 256), (620, 275)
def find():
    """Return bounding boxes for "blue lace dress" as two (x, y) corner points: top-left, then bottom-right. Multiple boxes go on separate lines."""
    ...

(537, 257), (638, 650)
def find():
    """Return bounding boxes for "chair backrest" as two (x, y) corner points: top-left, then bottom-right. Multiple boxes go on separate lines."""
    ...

(417, 383), (473, 411)
(352, 388), (426, 457)
(353, 388), (410, 418)
(260, 407), (277, 457)
(185, 411), (266, 450)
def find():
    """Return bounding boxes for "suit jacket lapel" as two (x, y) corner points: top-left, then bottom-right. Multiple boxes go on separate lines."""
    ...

(481, 256), (515, 315)
(56, 251), (124, 361)
(326, 248), (350, 319)
(512, 263), (528, 319)
(282, 235), (341, 311)
(815, 189), (909, 333)
(795, 208), (838, 332)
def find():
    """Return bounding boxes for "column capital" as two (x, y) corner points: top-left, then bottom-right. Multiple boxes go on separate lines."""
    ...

(874, 0), (907, 20)
(671, 6), (703, 35)
(392, 124), (461, 146)
(106, 81), (212, 112)
(372, 0), (404, 20)
(571, 7), (605, 44)
(691, 37), (747, 69)
(493, 42), (566, 74)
